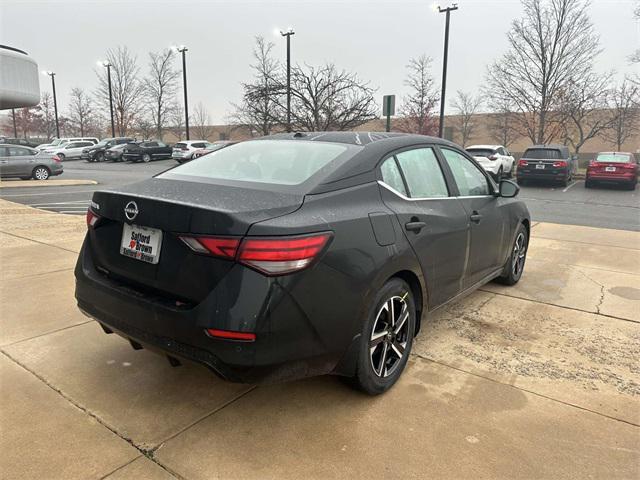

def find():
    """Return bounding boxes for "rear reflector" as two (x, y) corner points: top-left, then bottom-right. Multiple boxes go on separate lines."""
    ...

(86, 209), (100, 228)
(238, 233), (332, 275)
(179, 236), (240, 259)
(205, 328), (256, 341)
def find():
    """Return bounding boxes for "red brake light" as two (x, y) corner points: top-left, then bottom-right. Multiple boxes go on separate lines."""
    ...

(52, 155), (61, 163)
(589, 160), (598, 167)
(552, 161), (567, 168)
(86, 209), (100, 228)
(205, 328), (256, 342)
(238, 233), (332, 275)
(622, 163), (637, 170)
(518, 159), (528, 166)
(179, 236), (239, 259)
(487, 155), (498, 160)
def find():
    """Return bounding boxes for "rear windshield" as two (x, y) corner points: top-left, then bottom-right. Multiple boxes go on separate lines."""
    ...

(523, 148), (562, 160)
(466, 148), (495, 157)
(161, 140), (355, 186)
(175, 143), (187, 148)
(596, 153), (633, 163)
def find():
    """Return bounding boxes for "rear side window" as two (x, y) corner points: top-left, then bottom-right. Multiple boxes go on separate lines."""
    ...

(395, 148), (449, 198)
(175, 143), (187, 149)
(380, 158), (407, 196)
(440, 148), (490, 196)
(163, 140), (353, 186)
(523, 148), (562, 160)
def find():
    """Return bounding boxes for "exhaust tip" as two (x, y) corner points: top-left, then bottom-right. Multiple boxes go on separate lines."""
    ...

(167, 356), (182, 367)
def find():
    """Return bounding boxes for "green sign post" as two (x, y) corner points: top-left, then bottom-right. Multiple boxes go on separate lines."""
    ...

(383, 95), (395, 132)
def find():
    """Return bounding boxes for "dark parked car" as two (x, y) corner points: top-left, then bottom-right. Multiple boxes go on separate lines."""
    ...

(84, 137), (136, 162)
(121, 141), (172, 162)
(0, 144), (63, 180)
(75, 132), (530, 395)
(585, 152), (638, 190)
(0, 137), (40, 148)
(516, 145), (575, 186)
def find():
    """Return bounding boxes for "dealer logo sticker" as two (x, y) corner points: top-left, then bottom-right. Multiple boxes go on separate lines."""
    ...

(124, 201), (139, 221)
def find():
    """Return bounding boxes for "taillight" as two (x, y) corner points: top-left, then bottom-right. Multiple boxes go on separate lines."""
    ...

(552, 161), (567, 168)
(52, 155), (61, 163)
(488, 155), (498, 160)
(180, 232), (332, 275)
(238, 233), (332, 275)
(518, 159), (528, 166)
(86, 209), (100, 228)
(179, 236), (239, 259)
(622, 163), (637, 170)
(589, 160), (598, 167)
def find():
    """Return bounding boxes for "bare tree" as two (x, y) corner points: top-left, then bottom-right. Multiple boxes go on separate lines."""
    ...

(192, 102), (213, 139)
(288, 63), (377, 131)
(486, 98), (521, 148)
(167, 104), (186, 141)
(95, 46), (144, 136)
(145, 48), (180, 140)
(396, 55), (439, 135)
(485, 0), (601, 144)
(230, 36), (284, 136)
(559, 71), (611, 153)
(133, 114), (155, 140)
(39, 92), (57, 140)
(67, 87), (94, 137)
(601, 79), (640, 151)
(451, 91), (482, 147)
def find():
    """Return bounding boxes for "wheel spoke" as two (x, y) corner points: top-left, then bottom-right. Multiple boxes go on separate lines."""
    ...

(376, 342), (388, 376)
(389, 299), (395, 328)
(394, 309), (409, 335)
(390, 341), (404, 359)
(370, 330), (387, 348)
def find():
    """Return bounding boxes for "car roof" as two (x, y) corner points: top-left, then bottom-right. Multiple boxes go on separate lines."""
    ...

(527, 144), (567, 150)
(466, 144), (501, 150)
(597, 151), (633, 155)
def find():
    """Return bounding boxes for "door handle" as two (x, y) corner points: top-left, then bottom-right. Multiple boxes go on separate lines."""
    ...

(470, 211), (482, 224)
(405, 221), (426, 232)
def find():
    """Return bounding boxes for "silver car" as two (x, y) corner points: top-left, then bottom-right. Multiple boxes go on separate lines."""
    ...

(0, 144), (63, 180)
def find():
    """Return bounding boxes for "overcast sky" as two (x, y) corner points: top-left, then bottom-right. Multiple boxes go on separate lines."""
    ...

(1, 0), (638, 123)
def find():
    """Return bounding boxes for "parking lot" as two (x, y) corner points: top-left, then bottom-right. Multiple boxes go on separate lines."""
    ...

(1, 191), (638, 479)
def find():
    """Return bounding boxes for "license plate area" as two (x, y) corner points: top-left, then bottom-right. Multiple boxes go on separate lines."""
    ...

(605, 166), (616, 172)
(120, 223), (163, 264)
(535, 164), (545, 169)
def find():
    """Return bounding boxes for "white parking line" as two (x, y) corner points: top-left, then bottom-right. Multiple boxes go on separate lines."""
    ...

(562, 180), (581, 192)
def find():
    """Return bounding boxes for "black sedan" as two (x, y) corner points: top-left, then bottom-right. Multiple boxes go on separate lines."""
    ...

(75, 132), (530, 395)
(122, 141), (172, 162)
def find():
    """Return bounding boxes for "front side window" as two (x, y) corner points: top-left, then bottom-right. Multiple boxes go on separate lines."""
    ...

(380, 157), (407, 196)
(440, 148), (490, 196)
(395, 147), (449, 198)
(162, 139), (354, 186)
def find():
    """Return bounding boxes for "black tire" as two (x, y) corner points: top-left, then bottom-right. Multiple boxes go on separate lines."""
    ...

(351, 278), (416, 395)
(627, 180), (637, 191)
(32, 166), (50, 180)
(142, 153), (151, 163)
(96, 152), (104, 162)
(585, 179), (593, 188)
(495, 223), (528, 286)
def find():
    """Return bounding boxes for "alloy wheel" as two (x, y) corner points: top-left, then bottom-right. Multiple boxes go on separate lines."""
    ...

(34, 167), (49, 180)
(512, 232), (527, 277)
(369, 293), (410, 378)
(142, 154), (151, 163)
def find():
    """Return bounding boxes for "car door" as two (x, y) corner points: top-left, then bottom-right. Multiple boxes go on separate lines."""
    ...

(64, 142), (82, 158)
(438, 146), (505, 288)
(156, 141), (170, 158)
(0, 146), (9, 176)
(378, 146), (470, 308)
(7, 146), (38, 176)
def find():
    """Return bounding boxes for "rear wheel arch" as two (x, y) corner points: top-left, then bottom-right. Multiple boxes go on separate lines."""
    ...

(385, 269), (426, 336)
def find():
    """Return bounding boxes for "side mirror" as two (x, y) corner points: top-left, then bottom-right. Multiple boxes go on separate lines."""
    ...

(499, 179), (519, 198)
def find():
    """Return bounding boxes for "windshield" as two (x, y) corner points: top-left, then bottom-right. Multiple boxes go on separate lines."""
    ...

(50, 139), (63, 146)
(160, 140), (355, 186)
(523, 148), (562, 160)
(596, 153), (633, 163)
(466, 148), (495, 157)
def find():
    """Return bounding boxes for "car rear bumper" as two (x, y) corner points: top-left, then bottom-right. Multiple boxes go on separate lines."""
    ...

(517, 169), (569, 181)
(74, 237), (346, 384)
(587, 173), (636, 183)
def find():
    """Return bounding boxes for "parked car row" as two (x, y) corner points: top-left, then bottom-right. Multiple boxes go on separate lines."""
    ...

(0, 144), (63, 180)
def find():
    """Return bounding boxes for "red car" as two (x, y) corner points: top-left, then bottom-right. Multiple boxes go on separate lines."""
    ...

(585, 152), (638, 190)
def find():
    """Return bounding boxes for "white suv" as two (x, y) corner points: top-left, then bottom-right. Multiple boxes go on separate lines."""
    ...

(466, 145), (515, 180)
(47, 140), (96, 161)
(172, 140), (215, 163)
(38, 137), (99, 151)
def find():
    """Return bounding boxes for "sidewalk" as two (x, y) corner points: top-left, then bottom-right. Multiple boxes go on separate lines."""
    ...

(1, 200), (638, 479)
(0, 179), (97, 188)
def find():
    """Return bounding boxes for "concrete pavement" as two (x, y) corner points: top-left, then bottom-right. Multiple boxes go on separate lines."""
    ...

(0, 179), (97, 188)
(1, 199), (638, 479)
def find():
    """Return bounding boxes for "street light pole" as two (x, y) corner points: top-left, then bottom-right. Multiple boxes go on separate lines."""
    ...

(98, 61), (116, 137)
(437, 3), (458, 139)
(280, 28), (295, 132)
(11, 109), (17, 138)
(174, 46), (190, 140)
(44, 71), (60, 138)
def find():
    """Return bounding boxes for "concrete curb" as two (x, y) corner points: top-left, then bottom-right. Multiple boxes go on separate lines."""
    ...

(0, 179), (98, 189)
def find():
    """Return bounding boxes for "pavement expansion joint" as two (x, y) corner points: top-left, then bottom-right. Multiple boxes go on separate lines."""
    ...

(411, 353), (640, 428)
(0, 229), (80, 255)
(479, 288), (640, 325)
